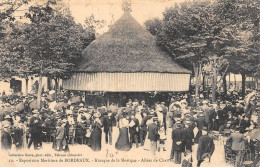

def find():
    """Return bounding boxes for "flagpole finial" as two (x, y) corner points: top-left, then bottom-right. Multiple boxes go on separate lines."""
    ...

(122, 0), (132, 12)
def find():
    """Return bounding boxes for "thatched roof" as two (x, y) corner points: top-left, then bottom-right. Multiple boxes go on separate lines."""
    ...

(79, 11), (191, 74)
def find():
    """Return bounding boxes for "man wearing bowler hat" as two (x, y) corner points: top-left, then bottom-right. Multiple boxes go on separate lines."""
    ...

(28, 110), (41, 150)
(148, 117), (159, 155)
(103, 110), (115, 145)
(170, 121), (185, 164)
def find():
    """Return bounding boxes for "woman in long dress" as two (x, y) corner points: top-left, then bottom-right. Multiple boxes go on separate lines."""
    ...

(115, 114), (131, 151)
(88, 112), (102, 151)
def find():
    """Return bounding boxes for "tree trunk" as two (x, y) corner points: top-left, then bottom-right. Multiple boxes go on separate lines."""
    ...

(223, 73), (227, 95)
(212, 57), (217, 103)
(25, 77), (29, 95)
(241, 73), (246, 98)
(37, 75), (43, 109)
(193, 62), (202, 107)
(202, 75), (205, 91)
(195, 81), (200, 106)
(55, 78), (58, 102)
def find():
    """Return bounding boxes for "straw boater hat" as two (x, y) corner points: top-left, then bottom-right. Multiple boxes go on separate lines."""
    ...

(79, 103), (84, 107)
(185, 120), (191, 125)
(94, 112), (101, 118)
(66, 110), (73, 115)
(180, 100), (187, 104)
(202, 100), (208, 104)
(4, 115), (11, 119)
(32, 110), (39, 114)
(108, 110), (113, 116)
(175, 118), (182, 122)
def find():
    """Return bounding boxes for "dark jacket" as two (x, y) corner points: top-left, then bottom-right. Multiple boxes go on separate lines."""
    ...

(182, 159), (192, 167)
(148, 123), (159, 141)
(183, 127), (194, 152)
(140, 116), (148, 131)
(129, 118), (139, 134)
(172, 127), (184, 151)
(103, 115), (115, 133)
(29, 116), (41, 134)
(197, 135), (215, 161)
(196, 115), (205, 130)
(1, 131), (12, 150)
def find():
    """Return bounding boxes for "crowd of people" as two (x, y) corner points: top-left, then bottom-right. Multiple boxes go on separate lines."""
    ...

(0, 88), (259, 167)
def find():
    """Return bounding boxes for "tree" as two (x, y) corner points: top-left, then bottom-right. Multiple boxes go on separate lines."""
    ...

(216, 0), (260, 97)
(144, 18), (163, 36)
(0, 0), (31, 80)
(0, 0), (30, 22)
(145, 0), (230, 104)
(4, 0), (96, 107)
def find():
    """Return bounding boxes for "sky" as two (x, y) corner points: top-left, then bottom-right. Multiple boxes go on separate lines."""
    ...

(10, 0), (188, 34)
(66, 0), (187, 34)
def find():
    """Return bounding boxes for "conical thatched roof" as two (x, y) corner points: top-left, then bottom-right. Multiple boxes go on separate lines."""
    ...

(79, 11), (191, 74)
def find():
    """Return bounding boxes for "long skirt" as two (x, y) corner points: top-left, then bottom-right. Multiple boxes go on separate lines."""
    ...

(174, 150), (182, 164)
(115, 127), (131, 151)
(88, 129), (102, 151)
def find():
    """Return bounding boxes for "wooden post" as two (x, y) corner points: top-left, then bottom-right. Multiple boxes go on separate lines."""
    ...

(85, 91), (87, 105)
(25, 77), (29, 96)
(107, 93), (110, 108)
(212, 57), (217, 103)
(37, 75), (43, 109)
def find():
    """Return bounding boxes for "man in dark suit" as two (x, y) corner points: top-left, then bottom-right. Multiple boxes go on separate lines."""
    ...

(28, 110), (41, 150)
(183, 121), (194, 152)
(200, 100), (212, 132)
(1, 123), (12, 150)
(103, 110), (115, 145)
(197, 130), (215, 167)
(129, 112), (139, 148)
(170, 121), (185, 164)
(195, 110), (205, 143)
(148, 117), (159, 155)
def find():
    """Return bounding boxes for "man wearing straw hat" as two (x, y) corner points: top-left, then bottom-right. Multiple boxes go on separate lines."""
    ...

(1, 122), (12, 150)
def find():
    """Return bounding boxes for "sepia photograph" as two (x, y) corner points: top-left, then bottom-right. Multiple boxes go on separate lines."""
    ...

(0, 0), (259, 166)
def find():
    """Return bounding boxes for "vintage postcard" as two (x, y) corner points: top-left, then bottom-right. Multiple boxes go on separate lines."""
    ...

(0, 0), (259, 167)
